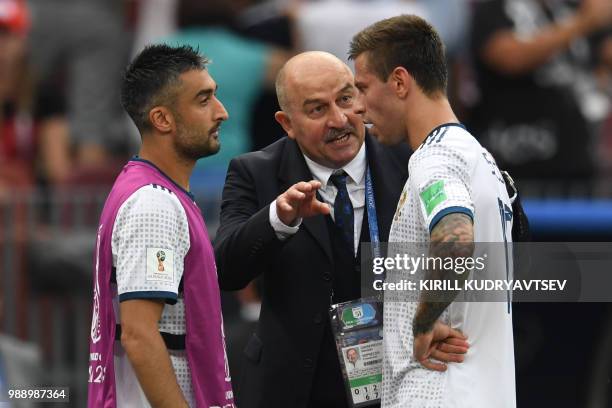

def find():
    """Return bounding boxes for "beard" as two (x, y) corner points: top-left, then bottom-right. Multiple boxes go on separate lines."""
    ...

(173, 120), (220, 161)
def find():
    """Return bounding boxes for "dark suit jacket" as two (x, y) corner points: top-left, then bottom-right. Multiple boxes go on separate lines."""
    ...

(214, 135), (409, 408)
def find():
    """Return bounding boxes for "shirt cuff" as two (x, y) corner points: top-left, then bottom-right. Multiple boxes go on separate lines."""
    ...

(118, 291), (178, 305)
(269, 199), (301, 240)
(428, 206), (474, 233)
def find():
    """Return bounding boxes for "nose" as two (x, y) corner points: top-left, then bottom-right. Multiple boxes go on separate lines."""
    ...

(326, 104), (348, 128)
(353, 92), (366, 117)
(214, 97), (229, 122)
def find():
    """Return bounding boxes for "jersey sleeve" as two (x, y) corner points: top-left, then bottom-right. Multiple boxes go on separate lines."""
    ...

(111, 184), (191, 304)
(409, 129), (476, 233)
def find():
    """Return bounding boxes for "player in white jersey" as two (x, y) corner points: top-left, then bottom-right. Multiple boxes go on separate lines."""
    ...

(350, 15), (516, 408)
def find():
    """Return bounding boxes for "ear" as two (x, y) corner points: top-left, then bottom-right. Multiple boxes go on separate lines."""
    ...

(148, 106), (175, 134)
(389, 67), (412, 99)
(274, 111), (294, 139)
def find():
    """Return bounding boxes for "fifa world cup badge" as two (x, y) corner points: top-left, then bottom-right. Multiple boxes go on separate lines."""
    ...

(394, 190), (408, 222)
(156, 250), (166, 272)
(147, 247), (174, 282)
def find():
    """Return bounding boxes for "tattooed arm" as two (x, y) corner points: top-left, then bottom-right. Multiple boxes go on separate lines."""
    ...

(413, 212), (474, 335)
(412, 212), (474, 371)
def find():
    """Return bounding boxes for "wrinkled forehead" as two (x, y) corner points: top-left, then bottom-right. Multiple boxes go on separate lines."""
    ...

(288, 62), (355, 103)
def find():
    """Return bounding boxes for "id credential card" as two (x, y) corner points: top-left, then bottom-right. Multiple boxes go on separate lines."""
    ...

(330, 299), (383, 407)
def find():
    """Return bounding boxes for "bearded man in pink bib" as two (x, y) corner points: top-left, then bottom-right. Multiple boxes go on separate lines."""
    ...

(87, 44), (235, 408)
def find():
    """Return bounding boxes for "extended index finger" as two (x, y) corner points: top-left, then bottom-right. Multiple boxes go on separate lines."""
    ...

(293, 181), (320, 193)
(307, 180), (322, 190)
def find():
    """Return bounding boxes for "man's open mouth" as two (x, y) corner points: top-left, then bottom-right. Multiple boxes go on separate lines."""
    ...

(327, 131), (351, 144)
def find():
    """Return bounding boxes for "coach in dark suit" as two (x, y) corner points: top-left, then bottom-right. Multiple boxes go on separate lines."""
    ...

(214, 51), (409, 408)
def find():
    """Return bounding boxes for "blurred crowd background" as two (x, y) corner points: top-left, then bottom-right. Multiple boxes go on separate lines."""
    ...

(0, 0), (611, 406)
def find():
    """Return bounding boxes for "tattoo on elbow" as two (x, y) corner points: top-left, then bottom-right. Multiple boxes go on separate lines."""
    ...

(430, 213), (474, 258)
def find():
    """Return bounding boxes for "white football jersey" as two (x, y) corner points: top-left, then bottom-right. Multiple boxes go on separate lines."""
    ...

(383, 123), (516, 408)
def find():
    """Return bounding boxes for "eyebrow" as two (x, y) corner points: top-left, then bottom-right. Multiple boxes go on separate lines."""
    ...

(302, 83), (355, 107)
(303, 97), (324, 107)
(194, 85), (218, 100)
(339, 83), (355, 94)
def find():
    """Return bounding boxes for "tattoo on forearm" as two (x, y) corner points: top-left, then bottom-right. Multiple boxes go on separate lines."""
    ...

(413, 213), (474, 336)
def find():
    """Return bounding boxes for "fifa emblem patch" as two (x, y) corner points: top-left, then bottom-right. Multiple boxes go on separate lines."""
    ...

(394, 189), (408, 222)
(146, 247), (174, 282)
(420, 180), (447, 215)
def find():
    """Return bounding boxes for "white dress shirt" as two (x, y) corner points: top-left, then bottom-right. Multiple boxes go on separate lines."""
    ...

(269, 143), (366, 254)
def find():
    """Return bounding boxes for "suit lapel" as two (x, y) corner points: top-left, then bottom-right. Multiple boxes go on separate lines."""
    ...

(278, 138), (333, 262)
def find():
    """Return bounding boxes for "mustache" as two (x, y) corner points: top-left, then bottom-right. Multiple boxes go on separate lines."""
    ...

(323, 124), (357, 142)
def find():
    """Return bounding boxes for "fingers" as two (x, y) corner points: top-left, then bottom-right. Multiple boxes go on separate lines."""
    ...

(447, 327), (467, 340)
(442, 337), (469, 349)
(293, 180), (321, 193)
(430, 348), (465, 364)
(420, 339), (467, 369)
(290, 181), (331, 217)
(286, 188), (306, 201)
(277, 200), (294, 212)
(277, 180), (327, 224)
(284, 186), (307, 204)
(311, 200), (331, 215)
(284, 181), (321, 203)
(432, 322), (467, 342)
(414, 323), (469, 371)
(279, 181), (317, 206)
(418, 357), (447, 372)
(436, 341), (468, 355)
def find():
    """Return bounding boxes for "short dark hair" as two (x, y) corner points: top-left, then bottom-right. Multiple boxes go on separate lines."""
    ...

(120, 44), (208, 132)
(349, 14), (447, 95)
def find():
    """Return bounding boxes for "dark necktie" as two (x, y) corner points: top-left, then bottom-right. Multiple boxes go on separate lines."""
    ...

(330, 171), (354, 252)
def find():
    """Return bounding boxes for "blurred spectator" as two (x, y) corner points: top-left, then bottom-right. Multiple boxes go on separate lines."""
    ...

(593, 33), (612, 94)
(292, 0), (471, 128)
(157, 0), (290, 189)
(592, 31), (612, 192)
(0, 0), (70, 196)
(468, 0), (612, 183)
(294, 0), (470, 64)
(131, 0), (178, 58)
(27, 0), (131, 176)
(237, 0), (472, 152)
(234, 0), (298, 151)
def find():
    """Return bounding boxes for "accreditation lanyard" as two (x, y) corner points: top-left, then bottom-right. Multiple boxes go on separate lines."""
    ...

(330, 297), (383, 407)
(365, 166), (381, 259)
(327, 167), (384, 408)
(330, 165), (380, 302)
